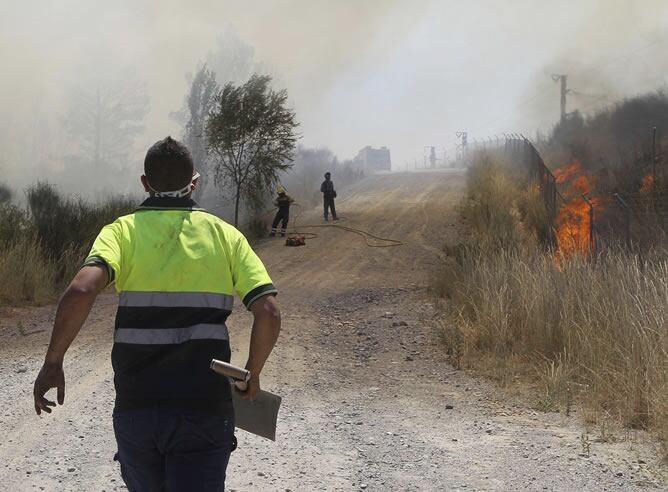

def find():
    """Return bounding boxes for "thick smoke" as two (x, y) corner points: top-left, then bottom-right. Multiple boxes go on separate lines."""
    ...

(1, 0), (667, 186)
(513, 0), (668, 136)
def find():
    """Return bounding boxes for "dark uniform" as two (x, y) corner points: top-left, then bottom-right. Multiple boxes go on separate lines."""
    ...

(271, 192), (294, 236)
(320, 175), (337, 221)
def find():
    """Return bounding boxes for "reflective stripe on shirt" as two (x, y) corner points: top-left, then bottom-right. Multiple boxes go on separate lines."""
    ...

(119, 291), (234, 310)
(114, 324), (230, 344)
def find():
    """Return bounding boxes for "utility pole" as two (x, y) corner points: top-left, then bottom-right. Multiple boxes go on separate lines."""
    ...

(94, 84), (102, 168)
(552, 74), (569, 123)
(456, 131), (468, 161)
(581, 193), (596, 257)
(422, 146), (437, 168)
(652, 126), (658, 185)
(614, 193), (631, 249)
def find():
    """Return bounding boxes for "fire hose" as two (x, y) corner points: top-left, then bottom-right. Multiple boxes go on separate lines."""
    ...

(286, 203), (404, 248)
(289, 223), (403, 247)
(260, 201), (403, 247)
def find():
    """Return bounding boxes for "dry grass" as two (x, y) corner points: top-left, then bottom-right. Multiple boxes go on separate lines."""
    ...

(0, 237), (95, 306)
(460, 155), (522, 248)
(437, 244), (667, 431)
(0, 237), (59, 304)
(435, 154), (668, 455)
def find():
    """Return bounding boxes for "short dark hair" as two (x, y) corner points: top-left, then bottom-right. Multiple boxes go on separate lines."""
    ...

(144, 136), (194, 191)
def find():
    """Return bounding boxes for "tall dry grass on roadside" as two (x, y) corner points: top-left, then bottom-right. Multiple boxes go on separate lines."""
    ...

(459, 153), (547, 249)
(435, 153), (668, 453)
(0, 237), (59, 304)
(436, 244), (667, 437)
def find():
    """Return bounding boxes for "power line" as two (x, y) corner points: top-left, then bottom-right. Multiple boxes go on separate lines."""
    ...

(420, 34), (668, 161)
(569, 35), (668, 79)
(468, 35), (668, 135)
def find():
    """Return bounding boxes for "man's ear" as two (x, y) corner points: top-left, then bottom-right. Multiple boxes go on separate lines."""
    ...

(140, 175), (151, 192)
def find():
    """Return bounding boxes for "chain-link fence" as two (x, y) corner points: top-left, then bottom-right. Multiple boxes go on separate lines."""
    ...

(467, 135), (558, 246)
(467, 135), (667, 253)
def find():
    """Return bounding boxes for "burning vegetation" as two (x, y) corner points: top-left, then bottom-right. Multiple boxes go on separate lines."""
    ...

(553, 161), (602, 259)
(640, 174), (655, 194)
(441, 88), (668, 453)
(439, 148), (668, 459)
(540, 90), (668, 252)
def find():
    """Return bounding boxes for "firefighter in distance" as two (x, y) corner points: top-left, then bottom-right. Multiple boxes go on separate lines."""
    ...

(270, 186), (294, 237)
(320, 171), (338, 221)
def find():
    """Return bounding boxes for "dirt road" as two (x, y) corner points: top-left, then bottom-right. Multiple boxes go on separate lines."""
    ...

(0, 171), (664, 491)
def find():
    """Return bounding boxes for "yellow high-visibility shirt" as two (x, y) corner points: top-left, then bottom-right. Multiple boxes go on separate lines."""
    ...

(83, 196), (277, 415)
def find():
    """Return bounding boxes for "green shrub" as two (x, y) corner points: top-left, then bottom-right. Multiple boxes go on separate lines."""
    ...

(245, 215), (270, 241)
(0, 183), (11, 204)
(26, 182), (136, 260)
(0, 204), (29, 245)
(0, 183), (137, 306)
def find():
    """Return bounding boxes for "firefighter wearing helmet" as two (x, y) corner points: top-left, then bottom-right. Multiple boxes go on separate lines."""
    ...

(270, 186), (294, 237)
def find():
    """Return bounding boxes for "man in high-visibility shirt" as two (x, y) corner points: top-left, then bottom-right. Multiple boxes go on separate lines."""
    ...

(33, 136), (281, 491)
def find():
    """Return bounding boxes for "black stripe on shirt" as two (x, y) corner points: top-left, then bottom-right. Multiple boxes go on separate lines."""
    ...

(112, 338), (233, 415)
(83, 256), (115, 283)
(115, 306), (231, 330)
(136, 196), (201, 210)
(242, 283), (278, 310)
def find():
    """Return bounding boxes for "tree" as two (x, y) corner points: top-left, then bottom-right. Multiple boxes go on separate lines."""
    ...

(172, 29), (261, 204)
(0, 183), (10, 204)
(174, 65), (219, 201)
(206, 74), (299, 227)
(63, 72), (149, 169)
(205, 29), (258, 85)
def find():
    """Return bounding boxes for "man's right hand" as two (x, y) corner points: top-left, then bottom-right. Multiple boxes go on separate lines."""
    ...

(237, 374), (261, 401)
(244, 294), (280, 399)
(33, 362), (65, 415)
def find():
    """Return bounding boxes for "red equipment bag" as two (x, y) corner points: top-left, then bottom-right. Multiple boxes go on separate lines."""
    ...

(285, 235), (306, 247)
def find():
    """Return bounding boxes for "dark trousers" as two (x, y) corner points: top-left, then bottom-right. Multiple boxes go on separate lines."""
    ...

(271, 209), (289, 230)
(323, 197), (337, 220)
(113, 408), (235, 492)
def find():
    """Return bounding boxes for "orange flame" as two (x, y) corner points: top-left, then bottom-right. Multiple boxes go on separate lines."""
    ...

(556, 196), (592, 257)
(553, 161), (599, 259)
(553, 161), (582, 184)
(640, 174), (654, 194)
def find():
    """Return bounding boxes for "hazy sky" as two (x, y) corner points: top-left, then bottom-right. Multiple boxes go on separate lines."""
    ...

(2, 0), (668, 181)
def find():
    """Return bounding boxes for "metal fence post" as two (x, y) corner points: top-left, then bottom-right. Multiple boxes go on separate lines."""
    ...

(613, 193), (631, 249)
(581, 193), (596, 256)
